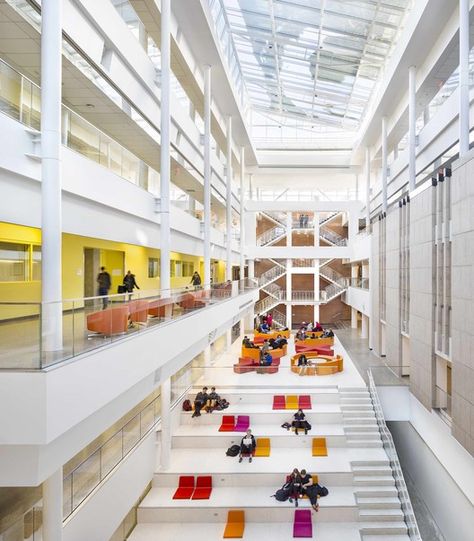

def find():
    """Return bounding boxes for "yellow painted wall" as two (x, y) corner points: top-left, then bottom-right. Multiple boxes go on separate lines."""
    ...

(0, 222), (227, 320)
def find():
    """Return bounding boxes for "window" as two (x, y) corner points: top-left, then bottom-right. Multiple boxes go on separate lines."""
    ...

(170, 260), (194, 278)
(148, 257), (159, 278)
(182, 262), (194, 277)
(0, 242), (29, 281)
(32, 245), (41, 281)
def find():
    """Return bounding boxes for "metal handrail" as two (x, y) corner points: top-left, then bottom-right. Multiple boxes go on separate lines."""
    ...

(367, 370), (422, 540)
(258, 265), (286, 286)
(257, 225), (286, 246)
(320, 225), (347, 246)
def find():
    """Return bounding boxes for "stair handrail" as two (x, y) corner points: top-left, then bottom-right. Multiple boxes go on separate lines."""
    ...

(258, 265), (285, 286)
(257, 225), (286, 246)
(367, 370), (422, 541)
(320, 265), (345, 283)
(320, 225), (347, 246)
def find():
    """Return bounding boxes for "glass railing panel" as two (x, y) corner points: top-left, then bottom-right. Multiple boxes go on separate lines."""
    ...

(0, 60), (22, 122)
(100, 430), (123, 478)
(68, 112), (101, 163)
(71, 449), (101, 510)
(123, 415), (141, 455)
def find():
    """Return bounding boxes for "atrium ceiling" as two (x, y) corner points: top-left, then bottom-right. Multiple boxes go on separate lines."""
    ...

(216, 0), (412, 143)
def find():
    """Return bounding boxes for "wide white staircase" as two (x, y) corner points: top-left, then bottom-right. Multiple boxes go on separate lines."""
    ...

(130, 374), (420, 541)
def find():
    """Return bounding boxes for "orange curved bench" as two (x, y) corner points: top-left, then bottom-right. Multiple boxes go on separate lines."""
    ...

(87, 305), (129, 336)
(178, 292), (206, 310)
(148, 298), (173, 317)
(253, 330), (290, 343)
(128, 300), (149, 324)
(291, 354), (343, 375)
(241, 347), (261, 361)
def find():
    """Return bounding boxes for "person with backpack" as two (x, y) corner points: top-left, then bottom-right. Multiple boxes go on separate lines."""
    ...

(123, 270), (139, 300)
(192, 387), (209, 418)
(292, 409), (310, 435)
(238, 429), (256, 463)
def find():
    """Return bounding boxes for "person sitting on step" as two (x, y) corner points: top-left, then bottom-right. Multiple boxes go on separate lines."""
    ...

(192, 387), (208, 418)
(292, 409), (310, 435)
(239, 429), (256, 463)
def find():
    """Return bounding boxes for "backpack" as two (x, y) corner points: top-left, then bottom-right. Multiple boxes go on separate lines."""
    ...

(226, 444), (240, 457)
(317, 485), (329, 497)
(273, 486), (291, 502)
(182, 399), (192, 411)
(281, 422), (291, 430)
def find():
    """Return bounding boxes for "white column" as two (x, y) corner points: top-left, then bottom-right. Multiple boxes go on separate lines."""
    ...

(365, 147), (371, 229)
(239, 147), (245, 280)
(313, 258), (320, 323)
(355, 173), (359, 201)
(41, 0), (63, 353)
(226, 116), (233, 281)
(203, 65), (212, 288)
(286, 212), (292, 246)
(361, 314), (369, 339)
(226, 328), (232, 351)
(460, 0), (470, 157)
(160, 0), (171, 293)
(248, 259), (255, 279)
(408, 65), (416, 193)
(286, 258), (292, 328)
(351, 308), (358, 329)
(43, 468), (63, 541)
(381, 116), (388, 212)
(160, 377), (171, 469)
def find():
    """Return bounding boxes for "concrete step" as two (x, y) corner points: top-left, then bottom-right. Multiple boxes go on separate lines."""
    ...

(341, 404), (374, 411)
(339, 391), (370, 398)
(343, 411), (375, 418)
(357, 497), (401, 509)
(354, 476), (395, 487)
(360, 523), (408, 535)
(345, 425), (379, 432)
(340, 398), (372, 404)
(355, 487), (399, 498)
(353, 466), (393, 476)
(347, 440), (382, 448)
(362, 534), (410, 541)
(344, 417), (377, 425)
(346, 432), (381, 440)
(359, 508), (405, 522)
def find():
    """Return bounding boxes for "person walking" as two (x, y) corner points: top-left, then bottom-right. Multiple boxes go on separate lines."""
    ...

(190, 271), (202, 289)
(123, 270), (140, 300)
(97, 266), (111, 309)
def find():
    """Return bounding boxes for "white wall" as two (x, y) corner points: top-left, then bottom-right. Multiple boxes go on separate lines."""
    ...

(63, 432), (155, 541)
(0, 291), (257, 486)
(344, 287), (370, 317)
(376, 385), (411, 421)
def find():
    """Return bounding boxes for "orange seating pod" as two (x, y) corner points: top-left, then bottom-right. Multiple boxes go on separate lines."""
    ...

(128, 300), (149, 324)
(223, 510), (245, 538)
(148, 298), (173, 317)
(290, 354), (343, 375)
(86, 306), (129, 336)
(178, 293), (206, 310)
(268, 348), (284, 360)
(241, 347), (261, 361)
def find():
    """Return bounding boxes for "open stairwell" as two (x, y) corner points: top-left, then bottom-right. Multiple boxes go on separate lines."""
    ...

(128, 335), (420, 541)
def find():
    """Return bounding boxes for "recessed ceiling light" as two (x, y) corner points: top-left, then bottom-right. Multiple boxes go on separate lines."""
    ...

(85, 103), (95, 108)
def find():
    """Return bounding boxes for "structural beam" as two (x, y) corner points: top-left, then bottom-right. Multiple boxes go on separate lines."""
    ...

(43, 468), (63, 541)
(381, 116), (388, 212)
(459, 0), (470, 157)
(226, 116), (233, 281)
(203, 65), (212, 288)
(160, 0), (171, 292)
(41, 0), (63, 353)
(239, 147), (245, 280)
(408, 65), (416, 192)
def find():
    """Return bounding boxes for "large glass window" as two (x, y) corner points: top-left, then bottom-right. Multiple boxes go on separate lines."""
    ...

(0, 242), (29, 281)
(148, 257), (160, 278)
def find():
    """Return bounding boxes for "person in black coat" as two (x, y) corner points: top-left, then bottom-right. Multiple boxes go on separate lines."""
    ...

(292, 409), (309, 435)
(192, 387), (209, 417)
(239, 429), (256, 463)
(123, 270), (140, 300)
(287, 468), (303, 506)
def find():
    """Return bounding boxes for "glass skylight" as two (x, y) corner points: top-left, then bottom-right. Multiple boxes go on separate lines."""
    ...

(215, 0), (412, 132)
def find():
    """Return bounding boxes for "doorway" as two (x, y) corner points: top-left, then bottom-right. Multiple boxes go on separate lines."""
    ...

(83, 248), (125, 300)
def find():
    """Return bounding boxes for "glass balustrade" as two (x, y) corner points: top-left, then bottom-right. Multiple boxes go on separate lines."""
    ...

(0, 280), (256, 370)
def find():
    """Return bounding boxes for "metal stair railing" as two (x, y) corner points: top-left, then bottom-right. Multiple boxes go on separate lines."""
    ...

(258, 264), (286, 287)
(319, 211), (341, 225)
(320, 278), (349, 302)
(262, 210), (286, 227)
(271, 308), (287, 328)
(319, 258), (334, 269)
(367, 370), (422, 541)
(257, 225), (286, 246)
(255, 295), (280, 315)
(320, 265), (345, 284)
(292, 258), (314, 268)
(261, 283), (284, 299)
(320, 225), (347, 246)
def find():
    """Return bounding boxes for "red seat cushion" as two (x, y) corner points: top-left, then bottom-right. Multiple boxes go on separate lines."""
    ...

(219, 415), (235, 431)
(173, 487), (194, 499)
(191, 488), (212, 499)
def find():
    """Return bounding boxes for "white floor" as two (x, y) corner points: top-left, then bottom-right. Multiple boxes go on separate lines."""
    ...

(129, 333), (407, 541)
